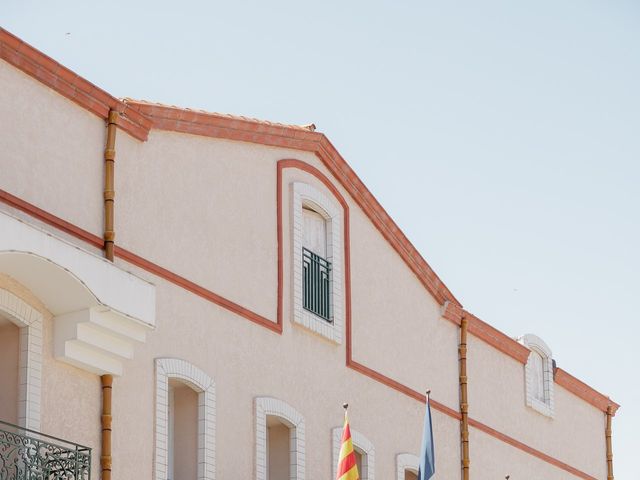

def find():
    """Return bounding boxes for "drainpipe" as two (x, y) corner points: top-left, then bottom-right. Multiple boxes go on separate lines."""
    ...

(459, 315), (470, 480)
(606, 405), (614, 479)
(102, 110), (118, 479)
(104, 110), (118, 261)
(101, 374), (113, 480)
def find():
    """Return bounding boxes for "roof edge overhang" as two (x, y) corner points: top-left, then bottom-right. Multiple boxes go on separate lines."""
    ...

(0, 28), (151, 141)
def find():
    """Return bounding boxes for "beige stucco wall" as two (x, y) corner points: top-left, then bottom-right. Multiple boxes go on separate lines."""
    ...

(467, 334), (606, 478)
(0, 57), (612, 480)
(0, 319), (19, 424)
(471, 428), (573, 480)
(105, 260), (463, 479)
(0, 60), (106, 237)
(116, 131), (289, 321)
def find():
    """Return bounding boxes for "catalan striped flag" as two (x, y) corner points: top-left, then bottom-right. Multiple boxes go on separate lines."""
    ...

(336, 409), (359, 480)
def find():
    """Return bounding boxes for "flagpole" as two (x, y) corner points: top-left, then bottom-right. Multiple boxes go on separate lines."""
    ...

(418, 388), (435, 480)
(336, 402), (358, 480)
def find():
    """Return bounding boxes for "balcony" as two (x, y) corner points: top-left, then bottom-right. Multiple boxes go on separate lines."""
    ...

(0, 420), (91, 479)
(302, 247), (332, 322)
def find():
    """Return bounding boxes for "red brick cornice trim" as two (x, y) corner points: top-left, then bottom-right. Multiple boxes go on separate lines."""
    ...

(0, 189), (104, 248)
(124, 100), (459, 308)
(466, 311), (531, 364)
(555, 368), (620, 416)
(0, 28), (151, 141)
(441, 303), (531, 364)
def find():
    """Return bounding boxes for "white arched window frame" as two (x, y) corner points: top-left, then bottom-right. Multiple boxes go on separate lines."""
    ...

(255, 397), (305, 480)
(520, 334), (555, 417)
(155, 358), (216, 480)
(0, 288), (43, 431)
(332, 427), (375, 480)
(396, 453), (419, 480)
(292, 182), (344, 343)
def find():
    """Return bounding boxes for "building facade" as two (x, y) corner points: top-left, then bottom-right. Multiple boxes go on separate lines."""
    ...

(0, 28), (618, 480)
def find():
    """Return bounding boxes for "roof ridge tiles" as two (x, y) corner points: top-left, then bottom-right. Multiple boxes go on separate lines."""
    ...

(122, 97), (314, 131)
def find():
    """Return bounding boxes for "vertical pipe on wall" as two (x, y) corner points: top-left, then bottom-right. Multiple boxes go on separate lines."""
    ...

(459, 315), (470, 480)
(104, 110), (118, 261)
(101, 374), (113, 480)
(606, 405), (614, 480)
(102, 111), (118, 478)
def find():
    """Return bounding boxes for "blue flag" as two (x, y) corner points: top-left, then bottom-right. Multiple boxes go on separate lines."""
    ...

(418, 394), (435, 480)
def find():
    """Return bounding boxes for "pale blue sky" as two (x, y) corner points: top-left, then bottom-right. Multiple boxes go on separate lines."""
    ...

(3, 0), (639, 476)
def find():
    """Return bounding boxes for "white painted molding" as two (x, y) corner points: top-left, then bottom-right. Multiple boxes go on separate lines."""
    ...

(0, 211), (155, 325)
(292, 182), (344, 343)
(396, 453), (419, 480)
(155, 358), (216, 480)
(332, 427), (375, 480)
(255, 397), (305, 480)
(0, 211), (155, 375)
(519, 333), (555, 418)
(0, 288), (43, 431)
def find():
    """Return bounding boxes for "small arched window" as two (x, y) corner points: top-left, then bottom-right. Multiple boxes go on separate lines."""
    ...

(396, 453), (419, 480)
(302, 206), (327, 258)
(255, 397), (305, 480)
(0, 287), (43, 432)
(155, 358), (216, 480)
(292, 182), (344, 344)
(520, 334), (555, 417)
(332, 427), (375, 480)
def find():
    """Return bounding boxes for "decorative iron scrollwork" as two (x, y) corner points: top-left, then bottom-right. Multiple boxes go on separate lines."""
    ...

(0, 420), (91, 480)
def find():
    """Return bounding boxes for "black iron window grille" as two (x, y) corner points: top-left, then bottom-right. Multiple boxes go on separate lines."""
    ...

(302, 247), (332, 322)
(0, 420), (91, 479)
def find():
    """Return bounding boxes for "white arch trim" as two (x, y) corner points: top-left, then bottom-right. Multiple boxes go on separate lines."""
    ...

(255, 397), (305, 480)
(155, 358), (216, 480)
(396, 453), (419, 480)
(292, 181), (344, 343)
(520, 333), (555, 417)
(332, 426), (375, 480)
(0, 288), (43, 431)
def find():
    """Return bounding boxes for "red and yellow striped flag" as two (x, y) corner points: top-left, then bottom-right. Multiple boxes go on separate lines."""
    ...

(336, 411), (359, 480)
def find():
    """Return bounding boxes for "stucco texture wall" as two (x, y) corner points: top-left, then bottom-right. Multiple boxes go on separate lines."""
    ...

(0, 60), (105, 237)
(467, 334), (606, 478)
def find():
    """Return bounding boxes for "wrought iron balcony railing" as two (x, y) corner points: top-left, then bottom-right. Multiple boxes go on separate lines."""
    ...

(302, 247), (332, 322)
(0, 420), (91, 480)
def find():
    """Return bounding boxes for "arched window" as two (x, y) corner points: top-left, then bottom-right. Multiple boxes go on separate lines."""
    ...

(302, 206), (327, 258)
(168, 379), (199, 480)
(255, 397), (305, 480)
(520, 334), (555, 417)
(0, 288), (43, 431)
(155, 358), (216, 480)
(292, 182), (344, 343)
(332, 427), (375, 480)
(396, 453), (419, 480)
(0, 312), (19, 425)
